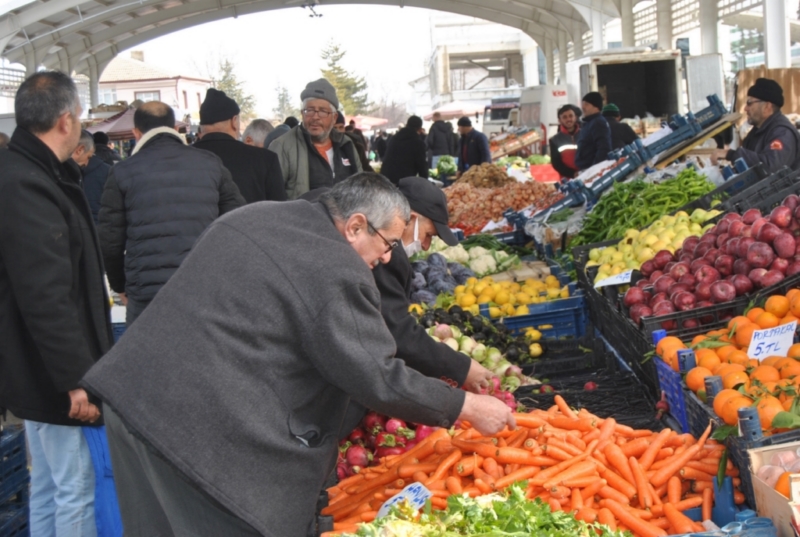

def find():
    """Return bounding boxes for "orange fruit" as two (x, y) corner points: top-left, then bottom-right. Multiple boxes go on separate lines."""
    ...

(776, 379), (796, 402)
(728, 315), (752, 331)
(791, 294), (800, 317)
(749, 359), (761, 368)
(756, 312), (780, 330)
(692, 334), (709, 347)
(697, 352), (722, 372)
(714, 363), (746, 378)
(776, 471), (792, 498)
(716, 345), (740, 361)
(757, 395), (785, 430)
(780, 361), (800, 379)
(727, 350), (751, 367)
(750, 365), (781, 383)
(787, 289), (800, 302)
(721, 396), (752, 426)
(723, 371), (750, 390)
(686, 367), (714, 393)
(783, 398), (794, 411)
(748, 381), (778, 397)
(780, 314), (799, 326)
(747, 307), (766, 322)
(766, 296), (791, 318)
(788, 344), (800, 359)
(776, 357), (797, 370)
(734, 323), (757, 347)
(762, 356), (785, 367)
(656, 336), (685, 357)
(713, 388), (744, 417)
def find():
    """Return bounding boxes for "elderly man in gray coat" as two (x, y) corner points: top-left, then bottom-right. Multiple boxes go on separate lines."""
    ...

(82, 172), (514, 536)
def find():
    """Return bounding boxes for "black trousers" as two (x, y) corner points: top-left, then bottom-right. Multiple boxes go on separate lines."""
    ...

(104, 405), (262, 536)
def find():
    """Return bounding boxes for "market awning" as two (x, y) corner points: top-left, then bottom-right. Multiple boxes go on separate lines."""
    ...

(424, 101), (486, 121)
(349, 115), (388, 131)
(87, 107), (189, 141)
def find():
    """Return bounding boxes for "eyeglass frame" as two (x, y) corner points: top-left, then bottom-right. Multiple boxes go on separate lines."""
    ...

(301, 107), (334, 118)
(745, 99), (764, 107)
(366, 221), (399, 254)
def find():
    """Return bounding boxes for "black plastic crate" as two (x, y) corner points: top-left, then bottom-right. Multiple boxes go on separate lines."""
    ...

(520, 331), (616, 378)
(638, 297), (747, 339)
(0, 426), (28, 506)
(674, 163), (770, 213)
(0, 506), (28, 537)
(720, 166), (798, 213)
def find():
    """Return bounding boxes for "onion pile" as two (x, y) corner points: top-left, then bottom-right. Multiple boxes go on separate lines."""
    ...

(444, 181), (562, 230)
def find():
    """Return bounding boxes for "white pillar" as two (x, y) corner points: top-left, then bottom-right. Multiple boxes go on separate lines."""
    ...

(23, 46), (37, 76)
(699, 0), (719, 54)
(573, 32), (584, 59)
(88, 59), (99, 108)
(558, 31), (568, 84)
(764, 0), (791, 68)
(656, 0), (672, 50)
(591, 10), (604, 51)
(621, 0), (635, 47)
(544, 38), (555, 85)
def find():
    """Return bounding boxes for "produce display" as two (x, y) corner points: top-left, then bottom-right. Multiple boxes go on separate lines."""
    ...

(456, 163), (516, 188)
(437, 156), (458, 178)
(495, 155), (550, 167)
(570, 169), (715, 247)
(324, 395), (735, 536)
(621, 196), (800, 328)
(454, 273), (569, 319)
(444, 181), (562, 234)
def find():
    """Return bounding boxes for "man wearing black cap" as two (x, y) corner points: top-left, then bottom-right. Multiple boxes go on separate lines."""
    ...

(194, 88), (286, 204)
(602, 104), (639, 150)
(379, 115), (429, 184)
(91, 130), (121, 165)
(334, 111), (346, 133)
(574, 92), (612, 171)
(712, 78), (800, 173)
(372, 177), (494, 391)
(456, 116), (491, 176)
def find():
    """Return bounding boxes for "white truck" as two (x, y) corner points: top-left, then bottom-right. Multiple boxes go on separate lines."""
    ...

(482, 96), (520, 136)
(565, 48), (684, 120)
(515, 85), (570, 140)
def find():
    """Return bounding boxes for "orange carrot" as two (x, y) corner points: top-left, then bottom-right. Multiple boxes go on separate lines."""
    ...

(564, 476), (602, 488)
(430, 497), (448, 510)
(580, 478), (607, 500)
(454, 454), (483, 477)
(570, 488), (584, 511)
(493, 466), (540, 490)
(702, 487), (713, 522)
(433, 438), (453, 455)
(512, 414), (547, 429)
(680, 467), (713, 481)
(542, 460), (597, 489)
(426, 450), (462, 485)
(483, 457), (501, 478)
(531, 448), (593, 485)
(620, 437), (652, 458)
(445, 476), (463, 495)
(495, 447), (551, 465)
(553, 394), (577, 419)
(398, 463), (438, 478)
(547, 497), (562, 512)
(541, 444), (572, 461)
(604, 444), (635, 485)
(412, 471), (428, 483)
(598, 485), (630, 505)
(545, 438), (583, 456)
(649, 496), (703, 516)
(575, 507), (598, 523)
(663, 502), (695, 534)
(599, 467), (637, 499)
(667, 476), (681, 505)
(603, 499), (667, 537)
(474, 478), (492, 494)
(506, 428), (529, 448)
(451, 438), (498, 459)
(597, 507), (617, 530)
(649, 443), (702, 487)
(639, 429), (672, 471)
(549, 416), (596, 432)
(550, 485), (570, 499)
(629, 456), (651, 508)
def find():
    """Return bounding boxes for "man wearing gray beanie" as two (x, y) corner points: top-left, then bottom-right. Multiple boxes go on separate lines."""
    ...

(268, 78), (362, 199)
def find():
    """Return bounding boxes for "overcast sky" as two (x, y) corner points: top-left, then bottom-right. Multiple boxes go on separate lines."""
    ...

(133, 5), (436, 118)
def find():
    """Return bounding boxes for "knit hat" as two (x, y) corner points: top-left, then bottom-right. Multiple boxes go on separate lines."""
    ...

(602, 103), (620, 117)
(199, 88), (240, 125)
(582, 92), (604, 111)
(406, 115), (423, 131)
(93, 131), (109, 145)
(457, 116), (472, 127)
(335, 111), (345, 125)
(748, 78), (784, 108)
(300, 78), (340, 110)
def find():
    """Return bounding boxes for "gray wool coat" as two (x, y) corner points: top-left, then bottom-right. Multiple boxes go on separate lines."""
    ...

(82, 200), (465, 536)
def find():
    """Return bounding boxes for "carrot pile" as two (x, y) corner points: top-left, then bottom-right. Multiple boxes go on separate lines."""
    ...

(324, 395), (745, 536)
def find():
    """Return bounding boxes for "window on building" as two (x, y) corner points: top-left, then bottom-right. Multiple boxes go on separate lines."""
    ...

(183, 90), (188, 109)
(135, 91), (161, 102)
(99, 88), (117, 105)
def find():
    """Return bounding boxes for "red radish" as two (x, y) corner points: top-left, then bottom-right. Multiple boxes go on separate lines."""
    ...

(346, 444), (373, 468)
(363, 412), (386, 434)
(413, 424), (437, 442)
(375, 446), (406, 458)
(655, 392), (670, 420)
(348, 429), (367, 445)
(584, 381), (598, 391)
(337, 464), (349, 480)
(385, 418), (415, 440)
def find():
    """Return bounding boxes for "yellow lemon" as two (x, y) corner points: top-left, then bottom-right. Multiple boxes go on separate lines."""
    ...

(482, 286), (497, 300)
(494, 290), (510, 305)
(466, 277), (478, 286)
(459, 294), (477, 307)
(488, 306), (502, 318)
(547, 288), (560, 300)
(408, 304), (424, 315)
(477, 294), (493, 305)
(503, 304), (517, 316)
(509, 283), (521, 293)
(515, 305), (530, 316)
(498, 281), (513, 289)
(454, 285), (466, 295)
(473, 282), (488, 296)
(526, 328), (542, 341)
(515, 292), (531, 305)
(467, 304), (480, 316)
(528, 343), (543, 358)
(483, 276), (495, 284)
(560, 287), (570, 299)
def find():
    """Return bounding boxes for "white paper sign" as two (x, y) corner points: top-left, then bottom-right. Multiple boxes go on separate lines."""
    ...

(747, 321), (797, 360)
(594, 270), (633, 288)
(377, 482), (432, 519)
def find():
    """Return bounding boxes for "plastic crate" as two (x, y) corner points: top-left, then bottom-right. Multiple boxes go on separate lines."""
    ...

(0, 506), (28, 537)
(112, 323), (126, 343)
(638, 297), (748, 340)
(0, 426), (28, 506)
(491, 228), (529, 247)
(673, 163), (770, 213)
(654, 358), (691, 433)
(492, 295), (588, 339)
(520, 333), (615, 378)
(684, 390), (720, 439)
(720, 166), (798, 213)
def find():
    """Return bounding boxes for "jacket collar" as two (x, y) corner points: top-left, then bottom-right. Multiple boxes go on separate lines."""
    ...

(132, 127), (186, 156)
(559, 124), (580, 136)
(8, 127), (82, 186)
(582, 112), (601, 123)
(750, 111), (782, 135)
(197, 132), (237, 143)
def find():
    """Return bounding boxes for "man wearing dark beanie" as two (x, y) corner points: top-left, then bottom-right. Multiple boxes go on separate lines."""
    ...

(712, 78), (800, 173)
(195, 88), (286, 204)
(91, 130), (121, 165)
(378, 115), (429, 184)
(574, 92), (612, 171)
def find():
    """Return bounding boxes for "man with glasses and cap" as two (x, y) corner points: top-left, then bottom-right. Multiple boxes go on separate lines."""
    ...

(268, 78), (362, 199)
(712, 78), (800, 173)
(372, 177), (494, 392)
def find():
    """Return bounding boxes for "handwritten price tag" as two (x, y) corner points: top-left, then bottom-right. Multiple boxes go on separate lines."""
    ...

(747, 320), (797, 360)
(594, 270), (633, 288)
(377, 482), (432, 520)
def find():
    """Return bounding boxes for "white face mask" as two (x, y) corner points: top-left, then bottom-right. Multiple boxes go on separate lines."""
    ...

(403, 217), (423, 258)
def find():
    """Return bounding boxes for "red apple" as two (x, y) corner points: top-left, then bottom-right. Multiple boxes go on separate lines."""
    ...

(703, 248), (721, 265)
(679, 253), (694, 264)
(714, 254), (735, 276)
(673, 291), (696, 311)
(630, 303), (653, 325)
(783, 194), (800, 210)
(752, 217), (769, 239)
(695, 265), (722, 285)
(668, 262), (691, 280)
(653, 300), (676, 317)
(761, 270), (786, 288)
(668, 283), (692, 300)
(649, 270), (664, 283)
(682, 236), (700, 255)
(749, 268), (768, 287)
(652, 250), (675, 270)
(715, 233), (730, 249)
(653, 275), (676, 295)
(682, 318), (700, 329)
(649, 291), (669, 307)
(726, 237), (741, 256)
(733, 258), (751, 275)
(773, 232), (796, 259)
(623, 287), (648, 308)
(640, 260), (655, 277)
(771, 205), (793, 228)
(731, 274), (754, 296)
(787, 260), (800, 277)
(728, 220), (746, 237)
(756, 222), (782, 244)
(710, 280), (736, 303)
(771, 257), (789, 274)
(717, 219), (731, 234)
(747, 241), (775, 268)
(737, 237), (756, 259)
(636, 278), (651, 288)
(741, 225), (753, 238)
(695, 282), (713, 301)
(678, 273), (697, 287)
(742, 208), (762, 225)
(699, 233), (718, 245)
(664, 262), (677, 273)
(690, 258), (712, 273)
(694, 242), (713, 259)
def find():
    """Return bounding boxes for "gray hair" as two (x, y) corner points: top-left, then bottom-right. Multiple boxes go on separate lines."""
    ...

(78, 130), (95, 152)
(320, 172), (410, 231)
(243, 119), (274, 146)
(15, 71), (80, 134)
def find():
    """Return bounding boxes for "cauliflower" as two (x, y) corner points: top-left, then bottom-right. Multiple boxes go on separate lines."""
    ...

(469, 255), (497, 277)
(494, 250), (510, 262)
(440, 245), (470, 264)
(467, 246), (491, 260)
(427, 236), (448, 253)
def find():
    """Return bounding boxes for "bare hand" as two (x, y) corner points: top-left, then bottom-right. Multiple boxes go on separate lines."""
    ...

(68, 389), (101, 423)
(463, 360), (494, 393)
(459, 392), (516, 436)
(710, 148), (727, 166)
(118, 292), (128, 306)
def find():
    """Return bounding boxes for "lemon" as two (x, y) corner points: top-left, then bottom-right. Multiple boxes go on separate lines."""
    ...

(473, 282), (488, 296)
(494, 290), (510, 305)
(466, 277), (478, 286)
(488, 306), (502, 318)
(515, 305), (530, 316)
(459, 294), (477, 307)
(528, 343), (543, 358)
(477, 294), (493, 305)
(482, 287), (497, 300)
(515, 292), (531, 304)
(498, 281), (513, 289)
(408, 304), (424, 315)
(509, 283), (521, 293)
(560, 287), (570, 299)
(546, 288), (560, 300)
(454, 285), (466, 295)
(503, 304), (516, 316)
(526, 328), (542, 341)
(483, 276), (495, 284)
(467, 304), (480, 316)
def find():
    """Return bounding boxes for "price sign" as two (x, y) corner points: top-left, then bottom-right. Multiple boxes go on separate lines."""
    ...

(747, 321), (797, 360)
(594, 270), (633, 288)
(377, 482), (432, 520)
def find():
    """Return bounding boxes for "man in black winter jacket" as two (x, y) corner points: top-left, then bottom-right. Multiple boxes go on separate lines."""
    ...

(602, 104), (639, 151)
(574, 92), (612, 171)
(91, 130), (121, 165)
(379, 116), (429, 184)
(98, 101), (245, 325)
(194, 88), (286, 204)
(71, 129), (111, 224)
(0, 70), (112, 537)
(713, 78), (800, 174)
(426, 112), (457, 166)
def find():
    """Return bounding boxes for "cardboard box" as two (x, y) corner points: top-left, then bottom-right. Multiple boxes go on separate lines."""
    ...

(748, 440), (800, 537)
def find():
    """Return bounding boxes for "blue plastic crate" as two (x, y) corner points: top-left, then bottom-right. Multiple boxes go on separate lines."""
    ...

(655, 358), (690, 433)
(0, 506), (28, 537)
(492, 295), (588, 339)
(684, 390), (720, 439)
(112, 323), (126, 343)
(0, 426), (28, 505)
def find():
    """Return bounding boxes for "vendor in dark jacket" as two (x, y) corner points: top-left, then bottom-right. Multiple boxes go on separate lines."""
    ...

(549, 104), (582, 180)
(82, 173), (515, 536)
(91, 130), (121, 165)
(379, 116), (429, 184)
(574, 92), (612, 171)
(72, 129), (111, 224)
(0, 71), (112, 536)
(457, 116), (492, 175)
(602, 103), (639, 150)
(194, 88), (286, 204)
(373, 177), (494, 389)
(98, 101), (245, 325)
(712, 78), (800, 173)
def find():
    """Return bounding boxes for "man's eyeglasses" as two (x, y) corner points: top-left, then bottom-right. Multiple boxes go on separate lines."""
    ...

(745, 99), (764, 107)
(301, 108), (334, 118)
(367, 221), (398, 254)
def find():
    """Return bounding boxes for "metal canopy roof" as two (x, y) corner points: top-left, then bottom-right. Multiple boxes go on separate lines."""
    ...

(0, 0), (622, 77)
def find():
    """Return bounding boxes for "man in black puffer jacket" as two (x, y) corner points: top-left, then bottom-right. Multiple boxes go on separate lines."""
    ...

(98, 101), (244, 324)
(426, 112), (456, 166)
(380, 115), (429, 184)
